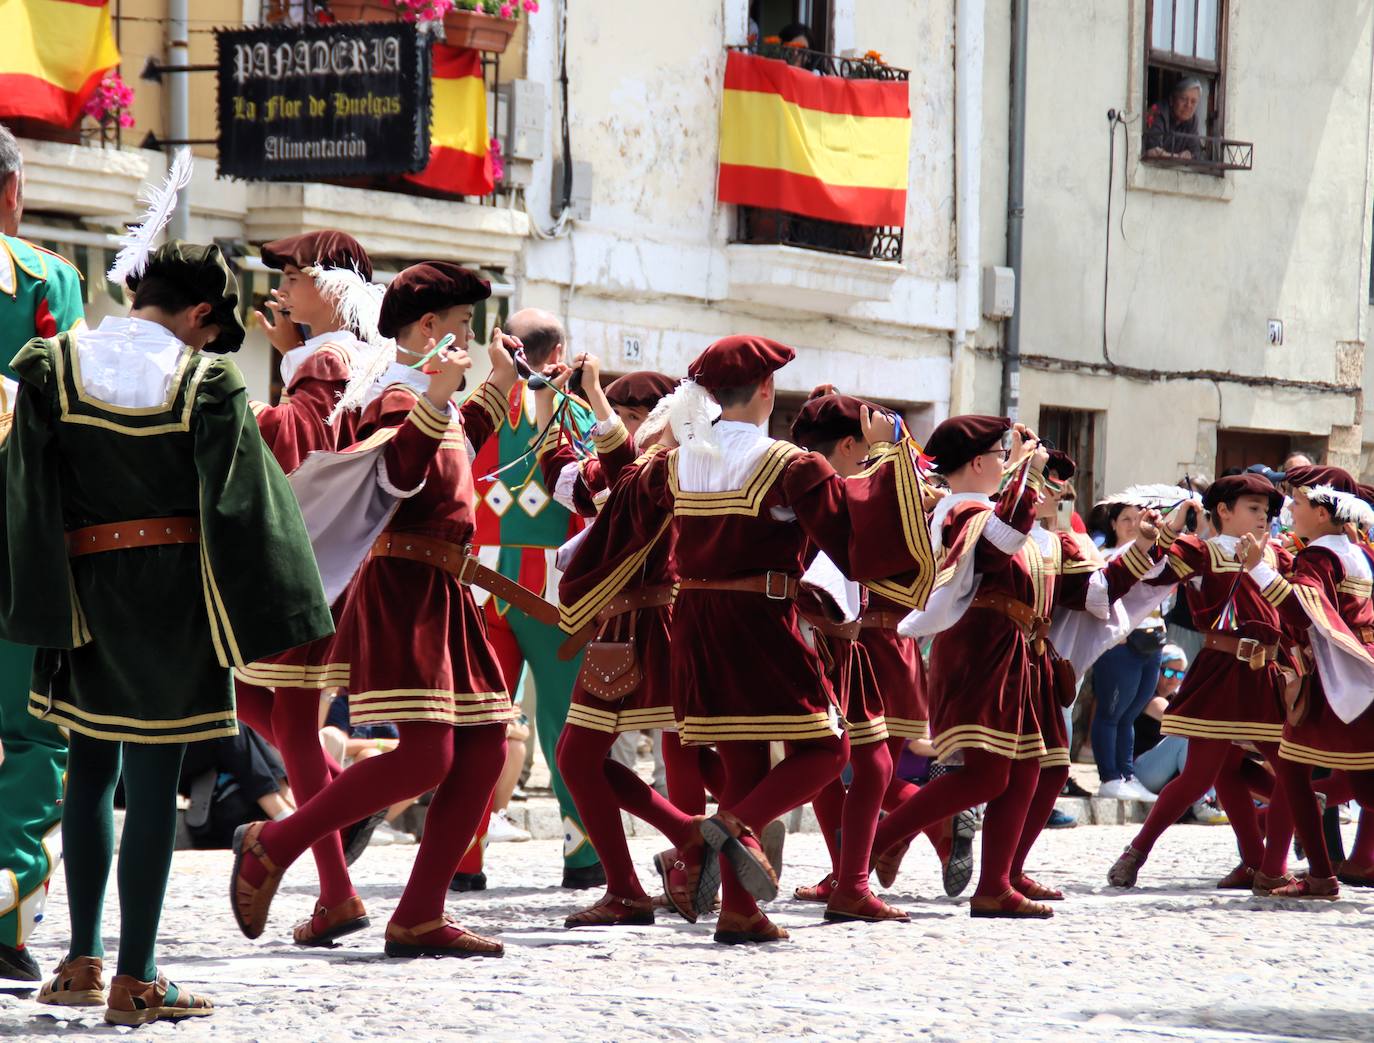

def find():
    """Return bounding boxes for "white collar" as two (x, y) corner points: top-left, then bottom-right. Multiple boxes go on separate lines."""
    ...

(675, 419), (774, 494)
(364, 360), (429, 408)
(1209, 533), (1241, 552)
(1029, 521), (1056, 554)
(930, 491), (992, 545)
(281, 329), (354, 387)
(1311, 533), (1373, 580)
(93, 314), (182, 348)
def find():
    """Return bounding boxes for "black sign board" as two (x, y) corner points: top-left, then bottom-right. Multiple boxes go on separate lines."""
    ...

(216, 22), (432, 181)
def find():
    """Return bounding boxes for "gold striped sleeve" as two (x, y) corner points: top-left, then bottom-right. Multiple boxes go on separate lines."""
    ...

(1025, 467), (1046, 494)
(535, 422), (563, 460)
(1166, 554), (1193, 579)
(591, 417), (629, 455)
(1156, 526), (1180, 550)
(866, 440), (895, 457)
(1261, 575), (1293, 607)
(1120, 542), (1153, 580)
(470, 379), (506, 432)
(407, 395), (451, 440)
(249, 400), (268, 417)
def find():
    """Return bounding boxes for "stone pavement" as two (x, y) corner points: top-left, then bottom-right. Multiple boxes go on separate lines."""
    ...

(7, 823), (1373, 1041)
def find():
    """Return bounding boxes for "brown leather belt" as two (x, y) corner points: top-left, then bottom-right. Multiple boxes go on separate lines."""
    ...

(858, 611), (906, 631)
(1358, 625), (1374, 646)
(801, 612), (862, 642)
(678, 572), (799, 600)
(970, 591), (1051, 653)
(67, 517), (200, 558)
(1203, 630), (1279, 670)
(370, 533), (559, 627)
(557, 584), (676, 660)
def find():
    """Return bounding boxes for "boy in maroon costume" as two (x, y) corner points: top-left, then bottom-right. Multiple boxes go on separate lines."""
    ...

(787, 389), (910, 923)
(233, 231), (375, 945)
(623, 335), (936, 944)
(1246, 465), (1374, 900)
(229, 261), (523, 957)
(1107, 472), (1296, 892)
(871, 417), (1163, 917)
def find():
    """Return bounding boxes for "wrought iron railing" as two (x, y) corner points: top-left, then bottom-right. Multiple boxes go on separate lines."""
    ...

(1141, 134), (1254, 173)
(726, 44), (907, 262)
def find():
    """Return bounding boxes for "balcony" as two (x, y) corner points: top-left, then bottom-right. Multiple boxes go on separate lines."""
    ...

(726, 43), (907, 264)
(1140, 133), (1254, 175)
(17, 138), (152, 220)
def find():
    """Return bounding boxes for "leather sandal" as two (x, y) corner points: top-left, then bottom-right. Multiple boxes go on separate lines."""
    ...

(1013, 874), (1064, 901)
(701, 812), (778, 902)
(942, 809), (977, 897)
(1107, 845), (1146, 888)
(384, 916), (504, 958)
(37, 955), (105, 1007)
(874, 838), (911, 890)
(1265, 874), (1340, 901)
(230, 821), (284, 940)
(794, 876), (837, 903)
(824, 890), (910, 923)
(1217, 864), (1258, 890)
(969, 888), (1054, 919)
(564, 892), (655, 929)
(293, 895), (370, 947)
(652, 817), (719, 924)
(1337, 860), (1374, 887)
(104, 972), (212, 1026)
(713, 910), (789, 945)
(1251, 870), (1296, 896)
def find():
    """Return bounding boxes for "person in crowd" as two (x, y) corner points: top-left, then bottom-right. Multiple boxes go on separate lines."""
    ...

(1143, 77), (1205, 160)
(1130, 647), (1228, 824)
(1089, 497), (1167, 801)
(179, 729), (299, 850)
(0, 124), (85, 982)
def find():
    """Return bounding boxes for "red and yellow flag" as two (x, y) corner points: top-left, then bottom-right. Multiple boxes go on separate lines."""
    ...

(0, 0), (120, 126)
(718, 51), (910, 227)
(405, 45), (494, 198)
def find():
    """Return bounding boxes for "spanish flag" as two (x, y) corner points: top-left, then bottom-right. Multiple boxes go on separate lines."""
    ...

(0, 0), (120, 127)
(405, 44), (494, 198)
(718, 51), (910, 227)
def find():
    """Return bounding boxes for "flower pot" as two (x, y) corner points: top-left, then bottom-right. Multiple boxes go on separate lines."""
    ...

(321, 1), (398, 23)
(443, 9), (517, 53)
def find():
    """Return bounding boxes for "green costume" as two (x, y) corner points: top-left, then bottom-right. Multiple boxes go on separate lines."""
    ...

(0, 234), (83, 959)
(0, 259), (331, 981)
(472, 382), (599, 871)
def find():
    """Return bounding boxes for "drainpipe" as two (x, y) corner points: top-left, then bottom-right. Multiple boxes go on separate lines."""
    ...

(167, 0), (191, 241)
(1001, 0), (1027, 420)
(953, 0), (985, 395)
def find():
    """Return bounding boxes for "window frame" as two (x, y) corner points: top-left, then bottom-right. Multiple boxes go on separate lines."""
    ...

(1144, 0), (1229, 144)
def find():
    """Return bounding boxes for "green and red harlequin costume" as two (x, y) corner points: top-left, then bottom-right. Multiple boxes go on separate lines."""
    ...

(0, 235), (84, 964)
(470, 381), (599, 871)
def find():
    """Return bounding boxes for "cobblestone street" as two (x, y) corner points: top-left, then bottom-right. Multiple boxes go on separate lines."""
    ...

(5, 823), (1372, 1041)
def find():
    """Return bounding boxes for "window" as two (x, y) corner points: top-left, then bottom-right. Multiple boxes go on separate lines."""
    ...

(1038, 407), (1103, 507)
(750, 1), (831, 52)
(1143, 1), (1249, 172)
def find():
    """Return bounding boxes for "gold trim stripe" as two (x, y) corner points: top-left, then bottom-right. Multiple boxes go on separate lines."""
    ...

(883, 716), (929, 738)
(670, 441), (802, 517)
(30, 694), (237, 730)
(845, 716), (890, 744)
(1262, 576), (1292, 607)
(1161, 715), (1284, 741)
(1294, 585), (1374, 664)
(233, 663), (350, 689)
(557, 514), (674, 633)
(407, 396), (451, 440)
(1278, 739), (1374, 771)
(1119, 542), (1153, 581)
(1156, 527), (1180, 550)
(591, 418), (629, 455)
(1338, 576), (1374, 598)
(26, 706), (238, 745)
(1166, 554), (1194, 579)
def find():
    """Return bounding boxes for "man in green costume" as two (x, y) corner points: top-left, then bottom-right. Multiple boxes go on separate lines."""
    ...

(0, 126), (85, 981)
(469, 308), (605, 889)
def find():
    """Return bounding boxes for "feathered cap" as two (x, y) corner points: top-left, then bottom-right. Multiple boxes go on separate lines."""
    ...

(1201, 472), (1282, 519)
(1098, 484), (1193, 509)
(106, 150), (244, 352)
(1286, 465), (1374, 527)
(686, 334), (794, 390)
(635, 389), (679, 453)
(261, 232), (373, 281)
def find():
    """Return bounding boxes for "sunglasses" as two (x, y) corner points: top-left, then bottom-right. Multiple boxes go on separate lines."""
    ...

(1161, 667), (1186, 680)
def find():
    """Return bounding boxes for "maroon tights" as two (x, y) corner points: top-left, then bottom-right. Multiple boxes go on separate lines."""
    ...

(256, 722), (505, 929)
(555, 725), (699, 899)
(1278, 762), (1374, 878)
(234, 682), (355, 907)
(808, 740), (893, 898)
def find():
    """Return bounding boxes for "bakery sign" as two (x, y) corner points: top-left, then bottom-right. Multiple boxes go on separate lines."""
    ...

(215, 21), (432, 180)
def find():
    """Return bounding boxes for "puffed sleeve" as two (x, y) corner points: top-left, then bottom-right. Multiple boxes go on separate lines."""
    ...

(192, 358), (334, 666)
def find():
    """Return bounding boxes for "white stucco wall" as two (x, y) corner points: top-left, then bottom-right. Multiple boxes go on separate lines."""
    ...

(979, 0), (1374, 489)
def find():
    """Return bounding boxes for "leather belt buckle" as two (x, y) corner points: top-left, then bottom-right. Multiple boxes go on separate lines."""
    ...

(456, 543), (479, 585)
(764, 571), (789, 600)
(1234, 637), (1265, 670)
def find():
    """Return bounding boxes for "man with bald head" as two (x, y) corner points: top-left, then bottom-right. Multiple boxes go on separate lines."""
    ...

(466, 307), (605, 890)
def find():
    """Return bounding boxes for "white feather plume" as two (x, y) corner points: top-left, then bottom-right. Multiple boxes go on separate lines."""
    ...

(1306, 484), (1374, 528)
(316, 266), (389, 425)
(106, 149), (194, 286)
(668, 379), (722, 456)
(635, 389), (678, 453)
(1098, 484), (1193, 509)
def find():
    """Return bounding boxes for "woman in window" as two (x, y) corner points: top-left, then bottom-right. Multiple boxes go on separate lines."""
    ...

(1144, 77), (1205, 161)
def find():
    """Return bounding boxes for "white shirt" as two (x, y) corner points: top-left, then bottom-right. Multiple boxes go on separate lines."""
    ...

(74, 316), (189, 409)
(279, 329), (354, 388)
(676, 419), (775, 494)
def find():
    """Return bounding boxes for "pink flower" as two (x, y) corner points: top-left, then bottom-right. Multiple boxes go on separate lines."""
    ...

(489, 136), (504, 183)
(523, 0), (538, 10)
(499, 2), (514, 16)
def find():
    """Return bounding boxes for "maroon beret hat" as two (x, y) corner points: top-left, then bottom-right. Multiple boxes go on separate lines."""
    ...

(1045, 449), (1076, 481)
(261, 231), (373, 281)
(687, 335), (794, 391)
(603, 371), (677, 410)
(1359, 483), (1374, 508)
(924, 414), (1011, 474)
(1284, 464), (1358, 494)
(1203, 472), (1282, 517)
(790, 388), (866, 448)
(378, 261), (491, 339)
